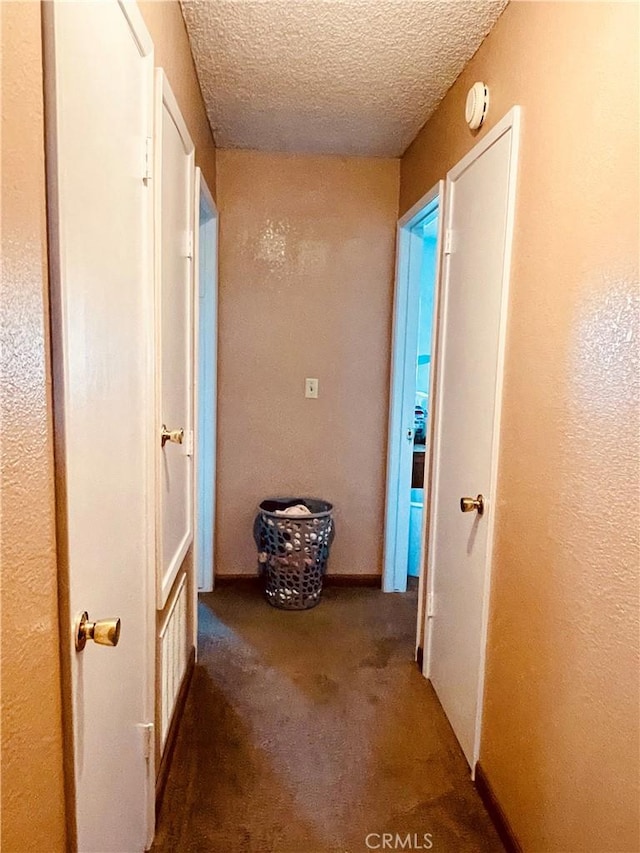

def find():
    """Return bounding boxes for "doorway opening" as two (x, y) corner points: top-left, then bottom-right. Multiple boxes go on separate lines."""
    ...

(408, 210), (439, 585)
(383, 183), (443, 597)
(194, 169), (218, 595)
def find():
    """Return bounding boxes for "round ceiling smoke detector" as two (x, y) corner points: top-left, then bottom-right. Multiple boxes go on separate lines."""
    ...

(465, 82), (489, 130)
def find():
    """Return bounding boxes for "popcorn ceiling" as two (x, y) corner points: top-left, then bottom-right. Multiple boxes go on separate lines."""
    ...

(180, 0), (508, 157)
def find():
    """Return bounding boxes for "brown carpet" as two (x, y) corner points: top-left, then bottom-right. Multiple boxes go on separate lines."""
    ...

(152, 584), (503, 853)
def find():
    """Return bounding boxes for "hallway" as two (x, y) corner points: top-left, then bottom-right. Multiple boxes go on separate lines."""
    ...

(153, 585), (503, 852)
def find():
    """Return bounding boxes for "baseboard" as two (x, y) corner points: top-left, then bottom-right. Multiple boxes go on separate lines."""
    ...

(214, 574), (261, 586)
(474, 762), (522, 853)
(213, 573), (381, 588)
(323, 574), (381, 587)
(155, 646), (195, 817)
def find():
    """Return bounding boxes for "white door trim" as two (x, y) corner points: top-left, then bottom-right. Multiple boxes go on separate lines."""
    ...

(136, 16), (156, 845)
(116, 0), (153, 56)
(424, 107), (521, 771)
(414, 194), (446, 655)
(154, 68), (196, 609)
(193, 167), (218, 617)
(383, 181), (443, 594)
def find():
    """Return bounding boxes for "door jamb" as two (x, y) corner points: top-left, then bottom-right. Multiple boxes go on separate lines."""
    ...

(382, 181), (443, 595)
(413, 193), (446, 657)
(192, 168), (218, 627)
(423, 107), (521, 772)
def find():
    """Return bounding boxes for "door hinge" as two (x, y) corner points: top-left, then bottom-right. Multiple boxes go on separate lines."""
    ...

(184, 429), (194, 457)
(139, 722), (154, 760)
(443, 229), (454, 255)
(143, 137), (153, 184)
(427, 592), (435, 618)
(186, 231), (194, 261)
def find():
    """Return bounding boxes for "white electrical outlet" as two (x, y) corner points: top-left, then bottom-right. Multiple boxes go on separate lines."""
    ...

(305, 378), (319, 398)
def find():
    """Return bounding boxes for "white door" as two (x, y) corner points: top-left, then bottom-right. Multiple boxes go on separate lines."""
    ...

(155, 71), (195, 608)
(45, 2), (155, 849)
(425, 109), (520, 768)
(194, 171), (218, 593)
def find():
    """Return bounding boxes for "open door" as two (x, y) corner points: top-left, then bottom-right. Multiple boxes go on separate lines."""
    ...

(152, 70), (197, 766)
(424, 108), (521, 769)
(44, 2), (156, 849)
(154, 70), (195, 611)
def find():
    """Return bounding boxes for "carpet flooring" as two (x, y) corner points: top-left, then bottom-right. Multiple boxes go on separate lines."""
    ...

(152, 583), (503, 853)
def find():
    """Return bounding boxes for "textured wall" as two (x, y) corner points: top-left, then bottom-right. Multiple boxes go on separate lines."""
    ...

(0, 2), (67, 850)
(216, 151), (399, 577)
(139, 0), (216, 195)
(401, 2), (640, 850)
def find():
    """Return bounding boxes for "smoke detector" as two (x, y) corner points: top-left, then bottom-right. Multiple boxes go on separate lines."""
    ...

(465, 82), (489, 130)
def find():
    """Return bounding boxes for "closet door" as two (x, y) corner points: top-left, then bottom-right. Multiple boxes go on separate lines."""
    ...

(425, 110), (520, 769)
(154, 69), (195, 608)
(45, 2), (156, 848)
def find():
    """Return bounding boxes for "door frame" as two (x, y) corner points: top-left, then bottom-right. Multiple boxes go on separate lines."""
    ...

(153, 68), (196, 610)
(423, 107), (521, 771)
(383, 181), (444, 595)
(193, 168), (218, 606)
(43, 1), (157, 846)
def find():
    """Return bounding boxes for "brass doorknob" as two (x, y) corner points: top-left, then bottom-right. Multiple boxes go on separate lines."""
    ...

(74, 611), (121, 651)
(161, 425), (184, 448)
(460, 494), (484, 516)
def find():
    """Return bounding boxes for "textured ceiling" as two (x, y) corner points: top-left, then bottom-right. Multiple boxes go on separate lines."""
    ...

(181, 0), (508, 157)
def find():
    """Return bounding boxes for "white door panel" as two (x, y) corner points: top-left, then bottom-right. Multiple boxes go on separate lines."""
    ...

(426, 111), (520, 768)
(45, 1), (155, 849)
(155, 71), (195, 607)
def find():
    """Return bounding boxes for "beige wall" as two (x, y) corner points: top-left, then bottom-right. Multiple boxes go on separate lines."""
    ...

(0, 2), (67, 850)
(401, 2), (640, 850)
(216, 151), (399, 576)
(139, 0), (216, 194)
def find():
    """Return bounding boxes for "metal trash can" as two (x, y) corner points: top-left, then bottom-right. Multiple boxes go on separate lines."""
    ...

(254, 497), (335, 610)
